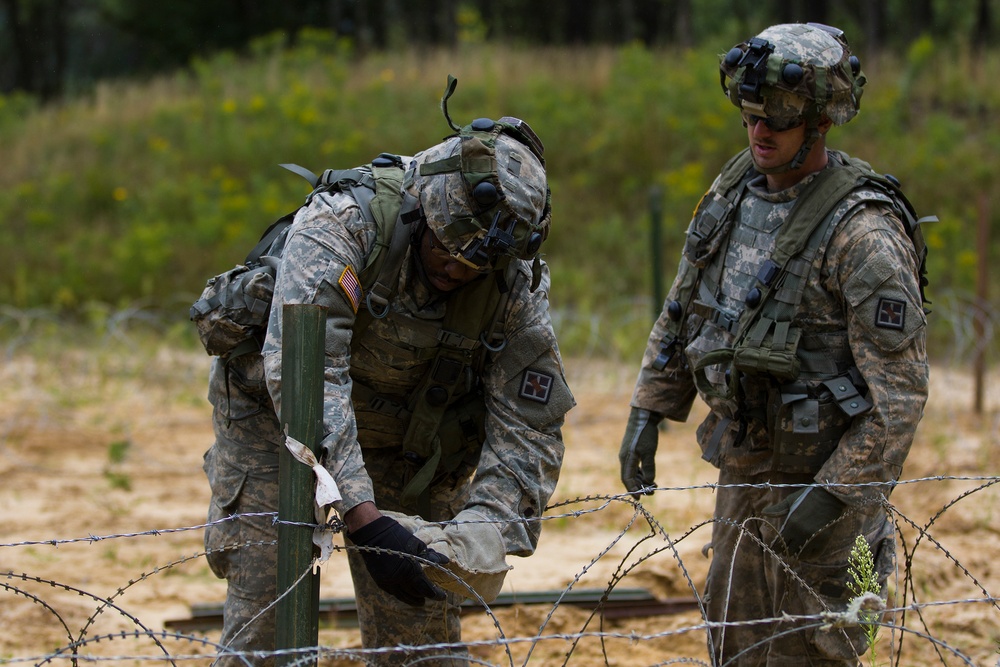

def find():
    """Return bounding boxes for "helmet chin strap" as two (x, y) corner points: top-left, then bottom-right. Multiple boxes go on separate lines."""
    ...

(752, 123), (822, 175)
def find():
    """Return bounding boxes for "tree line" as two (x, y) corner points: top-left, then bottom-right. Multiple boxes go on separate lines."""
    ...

(1, 0), (996, 101)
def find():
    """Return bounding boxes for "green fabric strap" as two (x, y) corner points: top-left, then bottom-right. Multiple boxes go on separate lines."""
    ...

(769, 160), (860, 269)
(399, 272), (505, 508)
(691, 157), (868, 395)
(419, 154), (462, 175)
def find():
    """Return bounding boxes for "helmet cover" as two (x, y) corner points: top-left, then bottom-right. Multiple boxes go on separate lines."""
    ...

(720, 22), (866, 126)
(407, 117), (551, 271)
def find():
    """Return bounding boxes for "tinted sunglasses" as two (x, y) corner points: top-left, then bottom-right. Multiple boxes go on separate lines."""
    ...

(741, 112), (805, 133)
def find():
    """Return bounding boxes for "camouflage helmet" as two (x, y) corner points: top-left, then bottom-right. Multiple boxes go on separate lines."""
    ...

(720, 22), (866, 126)
(406, 118), (550, 273)
(404, 77), (551, 274)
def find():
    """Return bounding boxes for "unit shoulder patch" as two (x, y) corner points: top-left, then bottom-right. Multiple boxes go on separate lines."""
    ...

(875, 296), (906, 330)
(519, 369), (553, 404)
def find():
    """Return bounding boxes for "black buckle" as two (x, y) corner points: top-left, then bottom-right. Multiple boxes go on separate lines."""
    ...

(737, 37), (774, 103)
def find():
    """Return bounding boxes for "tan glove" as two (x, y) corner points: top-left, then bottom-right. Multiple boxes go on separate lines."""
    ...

(385, 509), (511, 602)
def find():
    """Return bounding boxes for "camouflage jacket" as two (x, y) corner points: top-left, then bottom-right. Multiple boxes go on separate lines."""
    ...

(631, 151), (928, 503)
(259, 185), (575, 555)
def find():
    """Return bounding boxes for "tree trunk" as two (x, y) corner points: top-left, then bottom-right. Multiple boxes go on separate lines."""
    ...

(972, 0), (992, 49)
(1, 0), (66, 99)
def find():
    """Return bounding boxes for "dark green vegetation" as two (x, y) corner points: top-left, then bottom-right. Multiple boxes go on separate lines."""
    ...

(7, 1), (995, 100)
(1, 36), (997, 356)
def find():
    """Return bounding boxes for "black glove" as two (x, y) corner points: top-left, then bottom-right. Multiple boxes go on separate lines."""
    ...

(346, 515), (450, 606)
(618, 407), (662, 497)
(762, 486), (845, 557)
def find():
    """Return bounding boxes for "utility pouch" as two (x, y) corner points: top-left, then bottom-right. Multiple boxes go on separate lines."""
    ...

(190, 263), (276, 358)
(732, 344), (801, 382)
(436, 393), (487, 475)
(767, 372), (870, 473)
(731, 316), (803, 381)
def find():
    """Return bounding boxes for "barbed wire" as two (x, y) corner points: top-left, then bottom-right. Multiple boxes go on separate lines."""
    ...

(1, 295), (996, 665)
(2, 480), (998, 666)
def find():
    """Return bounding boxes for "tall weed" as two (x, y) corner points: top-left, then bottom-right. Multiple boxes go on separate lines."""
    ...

(1, 34), (996, 356)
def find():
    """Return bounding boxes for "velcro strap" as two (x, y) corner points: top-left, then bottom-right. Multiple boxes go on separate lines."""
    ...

(651, 335), (677, 371)
(746, 317), (772, 347)
(438, 329), (480, 351)
(821, 377), (873, 417)
(772, 320), (791, 349)
(420, 155), (462, 175)
(189, 295), (218, 319)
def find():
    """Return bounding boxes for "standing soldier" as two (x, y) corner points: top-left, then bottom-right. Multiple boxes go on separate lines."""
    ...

(199, 97), (574, 665)
(618, 23), (929, 665)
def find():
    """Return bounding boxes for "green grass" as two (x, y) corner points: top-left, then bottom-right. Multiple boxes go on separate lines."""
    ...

(2, 32), (998, 357)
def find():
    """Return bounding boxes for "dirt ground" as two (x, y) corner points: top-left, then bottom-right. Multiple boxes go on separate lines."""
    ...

(1, 342), (998, 666)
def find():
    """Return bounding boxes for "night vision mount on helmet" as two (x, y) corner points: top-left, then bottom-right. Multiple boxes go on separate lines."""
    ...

(408, 75), (552, 287)
(720, 22), (867, 172)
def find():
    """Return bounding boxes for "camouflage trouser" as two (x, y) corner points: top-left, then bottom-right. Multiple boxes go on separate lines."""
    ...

(203, 355), (285, 665)
(203, 430), (281, 667)
(203, 416), (475, 666)
(346, 447), (474, 667)
(703, 469), (895, 667)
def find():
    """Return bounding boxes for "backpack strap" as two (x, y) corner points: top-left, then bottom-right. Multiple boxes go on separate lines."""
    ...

(279, 162), (321, 188)
(350, 214), (412, 341)
(284, 155), (415, 322)
(356, 155), (412, 316)
(647, 150), (756, 373)
(243, 210), (297, 269)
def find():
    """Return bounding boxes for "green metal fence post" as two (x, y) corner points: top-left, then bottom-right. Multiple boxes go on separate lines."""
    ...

(276, 303), (325, 666)
(649, 185), (665, 321)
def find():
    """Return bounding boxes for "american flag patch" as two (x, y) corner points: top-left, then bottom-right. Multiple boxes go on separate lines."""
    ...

(338, 265), (363, 313)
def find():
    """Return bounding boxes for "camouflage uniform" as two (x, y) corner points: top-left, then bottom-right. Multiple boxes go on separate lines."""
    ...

(626, 24), (928, 666)
(204, 141), (573, 665)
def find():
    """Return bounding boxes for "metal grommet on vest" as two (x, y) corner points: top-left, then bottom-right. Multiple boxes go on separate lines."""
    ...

(667, 300), (683, 322)
(470, 117), (496, 131)
(425, 385), (449, 407)
(403, 451), (425, 465)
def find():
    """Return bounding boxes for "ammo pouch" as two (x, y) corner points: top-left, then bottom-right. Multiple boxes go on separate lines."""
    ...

(731, 317), (802, 381)
(767, 370), (872, 473)
(693, 333), (802, 401)
(436, 392), (487, 468)
(190, 262), (277, 358)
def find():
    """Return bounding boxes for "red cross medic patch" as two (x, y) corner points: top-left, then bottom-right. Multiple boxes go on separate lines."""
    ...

(519, 369), (553, 404)
(875, 296), (906, 330)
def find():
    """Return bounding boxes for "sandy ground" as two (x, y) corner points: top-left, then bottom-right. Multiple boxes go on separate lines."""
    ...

(1, 343), (998, 666)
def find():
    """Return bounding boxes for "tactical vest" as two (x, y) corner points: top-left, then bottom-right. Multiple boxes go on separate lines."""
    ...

(651, 148), (931, 472)
(194, 156), (511, 506)
(342, 159), (513, 509)
(350, 262), (515, 509)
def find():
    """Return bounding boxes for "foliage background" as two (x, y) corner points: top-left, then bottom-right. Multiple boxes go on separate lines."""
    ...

(1, 21), (998, 360)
